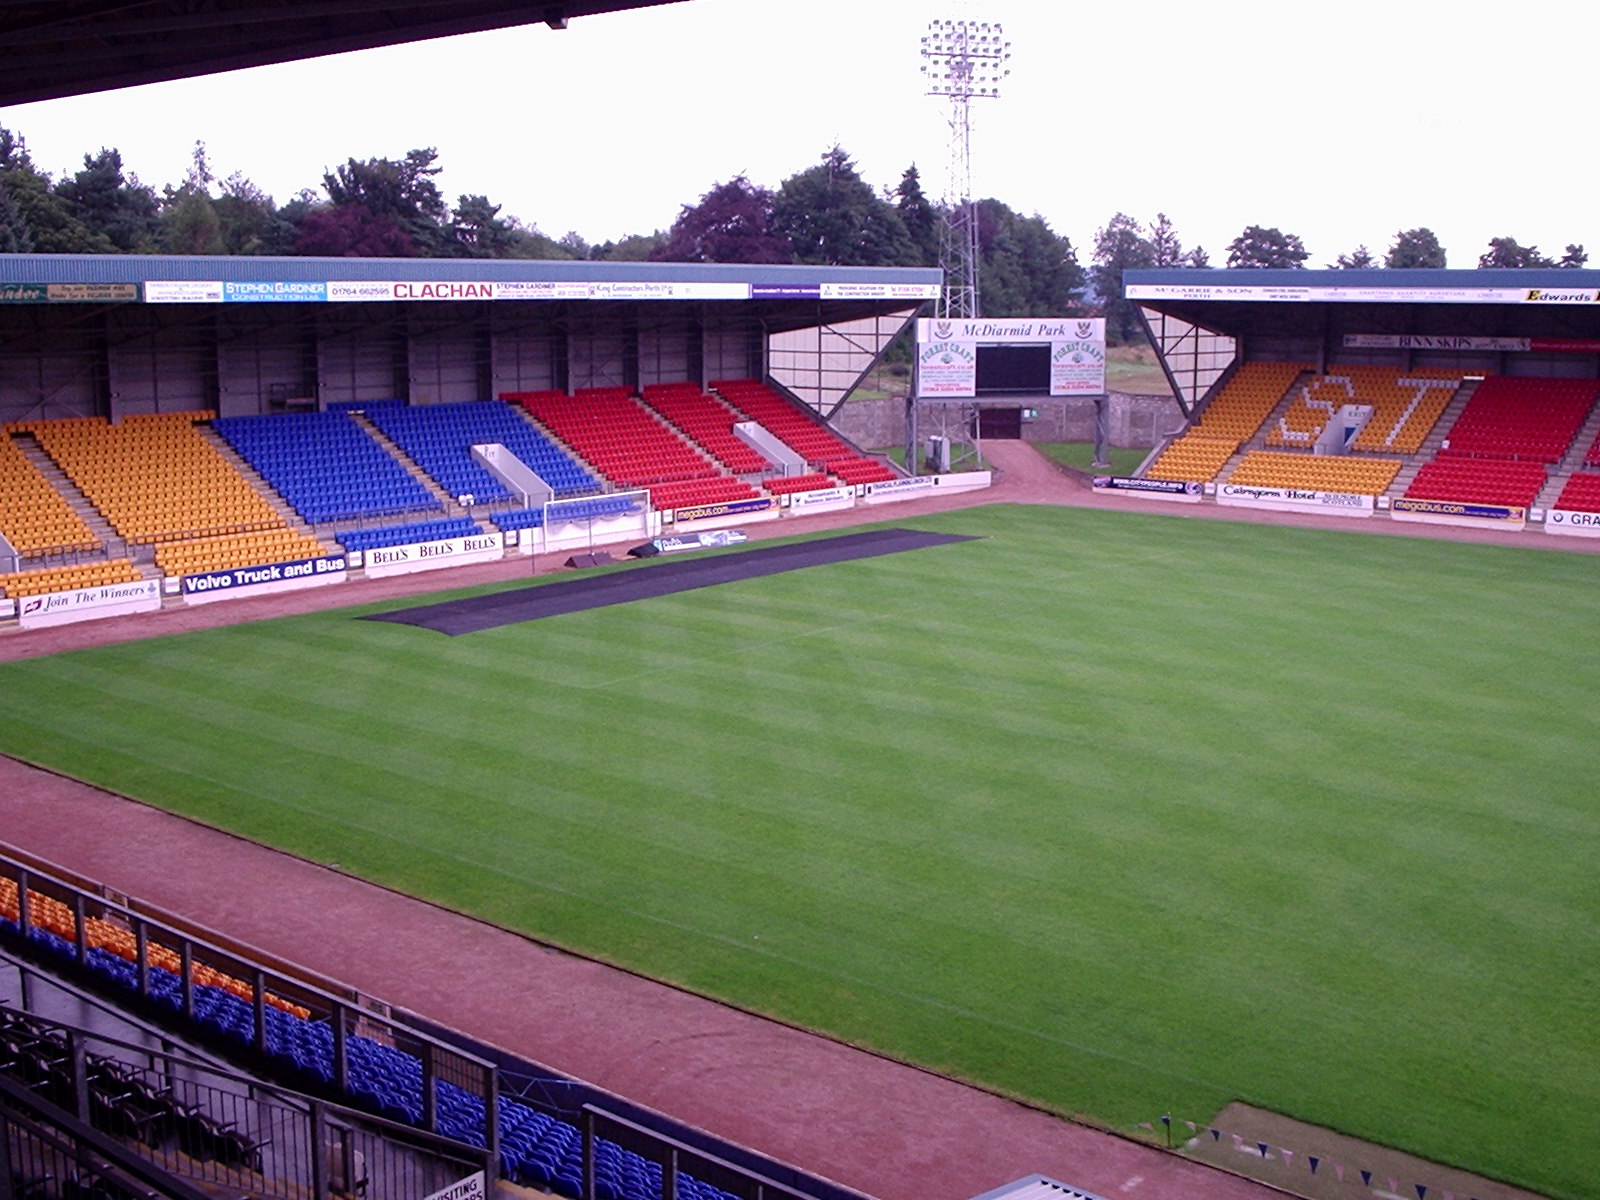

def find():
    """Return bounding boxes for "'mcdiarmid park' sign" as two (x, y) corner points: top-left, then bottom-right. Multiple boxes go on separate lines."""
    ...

(916, 317), (1107, 398)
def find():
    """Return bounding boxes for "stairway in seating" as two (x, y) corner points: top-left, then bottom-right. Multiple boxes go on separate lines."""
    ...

(13, 433), (132, 564)
(198, 425), (323, 543)
(1245, 377), (1314, 452)
(348, 412), (468, 518)
(1385, 378), (1478, 500)
(1532, 398), (1600, 510)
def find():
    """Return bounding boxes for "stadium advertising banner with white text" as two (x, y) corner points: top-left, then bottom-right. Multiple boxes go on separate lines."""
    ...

(132, 277), (939, 305)
(181, 555), (349, 604)
(1093, 476), (1203, 503)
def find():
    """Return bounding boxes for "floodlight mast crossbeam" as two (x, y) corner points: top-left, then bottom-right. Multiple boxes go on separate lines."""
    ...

(919, 17), (1010, 320)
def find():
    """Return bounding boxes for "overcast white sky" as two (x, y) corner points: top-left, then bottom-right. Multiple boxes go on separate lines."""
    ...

(0, 0), (1590, 267)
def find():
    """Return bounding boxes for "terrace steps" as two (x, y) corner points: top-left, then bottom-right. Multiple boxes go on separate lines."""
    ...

(348, 411), (468, 519)
(13, 432), (127, 565)
(1386, 380), (1477, 499)
(197, 425), (319, 541)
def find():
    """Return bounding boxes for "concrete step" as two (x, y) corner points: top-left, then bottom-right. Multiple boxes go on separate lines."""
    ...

(347, 412), (477, 525)
(197, 425), (321, 541)
(12, 434), (133, 564)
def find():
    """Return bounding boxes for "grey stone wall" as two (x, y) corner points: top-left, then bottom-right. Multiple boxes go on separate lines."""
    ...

(832, 392), (1186, 451)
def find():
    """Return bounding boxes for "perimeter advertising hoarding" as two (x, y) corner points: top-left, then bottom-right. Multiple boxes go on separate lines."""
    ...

(1216, 483), (1375, 516)
(1092, 476), (1203, 503)
(1543, 509), (1600, 537)
(362, 534), (503, 579)
(670, 497), (775, 524)
(1344, 333), (1600, 353)
(1390, 497), (1526, 524)
(132, 277), (936, 305)
(181, 555), (349, 604)
(916, 317), (1106, 397)
(16, 579), (162, 629)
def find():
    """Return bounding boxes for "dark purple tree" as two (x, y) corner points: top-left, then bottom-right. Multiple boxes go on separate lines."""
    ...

(654, 175), (791, 263)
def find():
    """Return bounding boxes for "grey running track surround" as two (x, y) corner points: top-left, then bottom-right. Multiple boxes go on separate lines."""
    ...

(361, 527), (979, 635)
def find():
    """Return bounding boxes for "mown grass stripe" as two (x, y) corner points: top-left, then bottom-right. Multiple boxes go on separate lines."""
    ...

(0, 504), (1595, 1198)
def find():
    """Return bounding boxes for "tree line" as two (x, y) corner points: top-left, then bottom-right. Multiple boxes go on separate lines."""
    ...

(0, 128), (1588, 336)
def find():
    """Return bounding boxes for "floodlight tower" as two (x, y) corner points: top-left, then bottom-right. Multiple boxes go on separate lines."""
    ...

(920, 17), (1010, 319)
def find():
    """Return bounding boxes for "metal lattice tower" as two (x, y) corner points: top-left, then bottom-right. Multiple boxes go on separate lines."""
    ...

(920, 17), (1010, 319)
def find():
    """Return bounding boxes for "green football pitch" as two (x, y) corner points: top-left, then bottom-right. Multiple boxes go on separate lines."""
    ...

(1, 504), (1596, 1199)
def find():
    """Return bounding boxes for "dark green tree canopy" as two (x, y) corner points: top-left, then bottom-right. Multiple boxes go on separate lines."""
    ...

(1332, 245), (1375, 269)
(1478, 236), (1555, 269)
(450, 194), (516, 258)
(975, 199), (1085, 317)
(1226, 224), (1308, 269)
(1149, 212), (1185, 267)
(1385, 227), (1446, 269)
(322, 147), (448, 254)
(1092, 212), (1156, 343)
(0, 180), (33, 253)
(895, 164), (939, 267)
(771, 146), (916, 267)
(54, 147), (160, 252)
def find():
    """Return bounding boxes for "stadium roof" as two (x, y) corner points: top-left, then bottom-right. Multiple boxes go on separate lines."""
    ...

(0, 0), (688, 107)
(0, 252), (940, 336)
(1124, 268), (1600, 415)
(1124, 267), (1600, 342)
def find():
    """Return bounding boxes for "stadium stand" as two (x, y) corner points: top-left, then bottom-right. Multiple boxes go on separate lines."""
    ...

(1267, 367), (1463, 455)
(710, 380), (897, 485)
(1404, 456), (1549, 508)
(1143, 361), (1309, 482)
(1142, 435), (1238, 483)
(1552, 471), (1600, 513)
(0, 433), (100, 558)
(153, 529), (329, 577)
(639, 382), (774, 475)
(1435, 375), (1597, 462)
(510, 386), (766, 512)
(0, 558), (142, 599)
(1227, 450), (1402, 495)
(17, 413), (285, 546)
(1, 872), (740, 1200)
(213, 409), (442, 525)
(1342, 366), (1463, 455)
(761, 472), (842, 496)
(363, 400), (600, 501)
(1400, 376), (1600, 508)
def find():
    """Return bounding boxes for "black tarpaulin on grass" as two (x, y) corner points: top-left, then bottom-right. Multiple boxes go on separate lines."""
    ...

(361, 527), (977, 635)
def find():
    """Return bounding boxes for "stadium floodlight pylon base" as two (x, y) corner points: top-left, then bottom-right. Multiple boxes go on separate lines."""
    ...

(908, 398), (983, 475)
